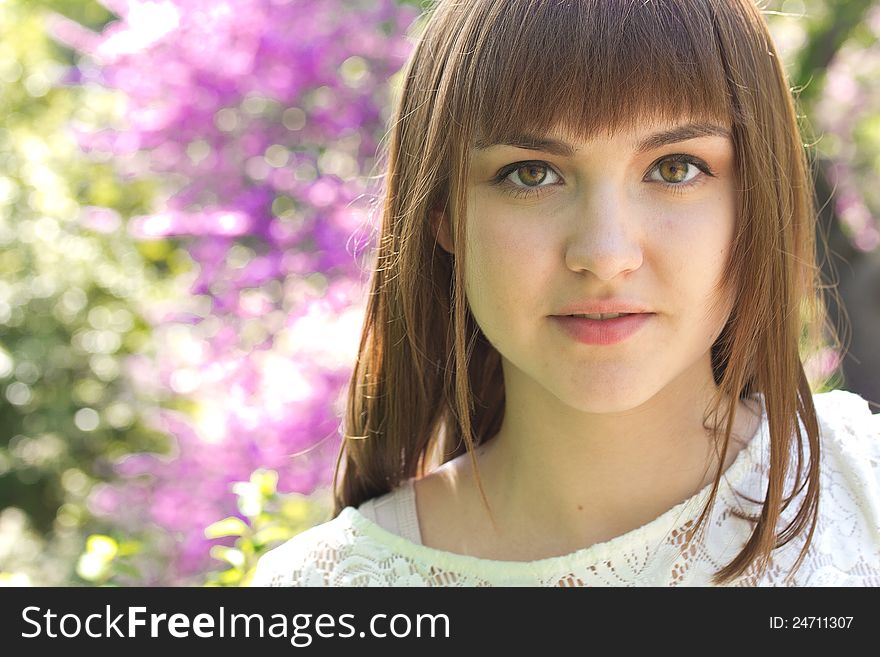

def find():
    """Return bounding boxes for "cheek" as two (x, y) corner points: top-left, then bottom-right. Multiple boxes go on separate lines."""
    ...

(463, 196), (553, 324)
(652, 194), (735, 281)
(651, 195), (737, 340)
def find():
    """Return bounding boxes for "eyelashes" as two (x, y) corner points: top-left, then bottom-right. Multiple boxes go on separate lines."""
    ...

(490, 154), (716, 200)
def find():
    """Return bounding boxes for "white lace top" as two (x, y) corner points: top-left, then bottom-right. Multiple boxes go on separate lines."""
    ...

(252, 390), (880, 586)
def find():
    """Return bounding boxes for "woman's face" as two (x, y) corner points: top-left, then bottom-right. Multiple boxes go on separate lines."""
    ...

(451, 119), (738, 412)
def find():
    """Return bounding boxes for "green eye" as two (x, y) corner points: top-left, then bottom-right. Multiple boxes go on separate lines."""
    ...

(649, 155), (713, 188)
(657, 159), (691, 183)
(516, 164), (549, 186)
(491, 160), (562, 200)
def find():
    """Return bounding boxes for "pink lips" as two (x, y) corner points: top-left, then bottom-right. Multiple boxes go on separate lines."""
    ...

(551, 313), (654, 345)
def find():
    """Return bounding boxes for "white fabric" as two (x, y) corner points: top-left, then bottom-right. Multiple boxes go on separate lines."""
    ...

(252, 390), (880, 586)
(356, 478), (423, 545)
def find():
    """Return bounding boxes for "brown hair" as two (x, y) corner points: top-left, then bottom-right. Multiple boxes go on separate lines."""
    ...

(331, 0), (841, 585)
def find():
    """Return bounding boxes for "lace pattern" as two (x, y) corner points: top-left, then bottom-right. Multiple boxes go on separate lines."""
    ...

(252, 390), (880, 586)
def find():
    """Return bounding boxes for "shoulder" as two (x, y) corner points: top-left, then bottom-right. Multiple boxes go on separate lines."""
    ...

(250, 510), (359, 587)
(811, 389), (879, 464)
(787, 389), (880, 585)
(249, 506), (435, 587)
(810, 389), (879, 513)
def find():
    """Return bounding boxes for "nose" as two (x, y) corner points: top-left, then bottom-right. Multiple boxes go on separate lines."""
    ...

(563, 183), (644, 281)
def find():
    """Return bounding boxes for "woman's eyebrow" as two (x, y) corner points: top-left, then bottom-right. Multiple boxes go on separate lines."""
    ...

(473, 122), (731, 157)
(634, 123), (731, 154)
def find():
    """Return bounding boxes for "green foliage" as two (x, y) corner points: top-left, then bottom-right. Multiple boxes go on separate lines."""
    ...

(202, 469), (331, 587)
(0, 0), (186, 585)
(68, 469), (331, 587)
(76, 534), (142, 584)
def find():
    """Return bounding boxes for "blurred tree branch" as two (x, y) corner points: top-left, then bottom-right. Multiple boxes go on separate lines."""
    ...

(791, 0), (880, 405)
(791, 0), (874, 106)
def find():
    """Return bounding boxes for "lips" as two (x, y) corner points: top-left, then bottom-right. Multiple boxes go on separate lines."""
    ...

(551, 313), (653, 346)
(568, 312), (634, 320)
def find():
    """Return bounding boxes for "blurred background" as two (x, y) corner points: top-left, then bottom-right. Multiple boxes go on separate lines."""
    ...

(0, 0), (877, 586)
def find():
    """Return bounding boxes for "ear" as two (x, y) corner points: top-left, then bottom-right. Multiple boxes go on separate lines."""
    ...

(430, 208), (454, 254)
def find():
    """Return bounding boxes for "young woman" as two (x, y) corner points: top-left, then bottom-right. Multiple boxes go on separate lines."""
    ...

(253, 0), (880, 586)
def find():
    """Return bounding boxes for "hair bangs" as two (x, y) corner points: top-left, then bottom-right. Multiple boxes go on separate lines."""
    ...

(465, 0), (734, 147)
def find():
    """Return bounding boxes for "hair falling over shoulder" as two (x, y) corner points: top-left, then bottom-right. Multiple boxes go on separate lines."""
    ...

(330, 0), (844, 586)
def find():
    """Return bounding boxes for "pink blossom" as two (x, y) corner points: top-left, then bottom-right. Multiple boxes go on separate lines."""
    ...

(66, 0), (419, 581)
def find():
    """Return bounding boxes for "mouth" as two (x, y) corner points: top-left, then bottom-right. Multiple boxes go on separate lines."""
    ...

(564, 312), (641, 320)
(551, 313), (654, 345)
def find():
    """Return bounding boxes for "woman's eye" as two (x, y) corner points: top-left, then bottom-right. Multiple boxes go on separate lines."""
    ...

(647, 156), (710, 186)
(503, 162), (561, 188)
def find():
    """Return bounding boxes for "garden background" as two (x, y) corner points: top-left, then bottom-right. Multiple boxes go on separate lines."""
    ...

(0, 0), (877, 586)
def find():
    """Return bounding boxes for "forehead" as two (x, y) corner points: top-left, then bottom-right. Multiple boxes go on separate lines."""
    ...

(472, 119), (733, 156)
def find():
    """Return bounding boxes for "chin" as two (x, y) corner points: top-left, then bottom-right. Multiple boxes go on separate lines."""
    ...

(558, 383), (658, 415)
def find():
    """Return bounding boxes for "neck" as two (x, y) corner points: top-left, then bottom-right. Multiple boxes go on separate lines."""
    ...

(465, 356), (760, 557)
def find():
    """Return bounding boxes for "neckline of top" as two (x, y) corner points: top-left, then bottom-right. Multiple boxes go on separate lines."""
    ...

(342, 393), (770, 579)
